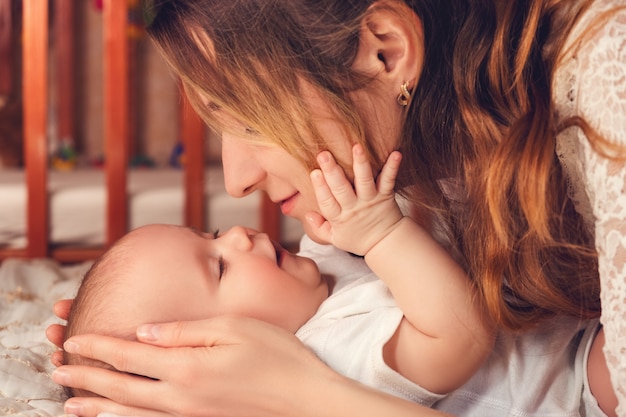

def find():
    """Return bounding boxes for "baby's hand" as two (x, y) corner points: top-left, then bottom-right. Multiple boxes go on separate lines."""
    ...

(307, 144), (403, 256)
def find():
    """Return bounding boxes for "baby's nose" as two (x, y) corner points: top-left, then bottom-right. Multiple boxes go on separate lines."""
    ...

(223, 226), (254, 250)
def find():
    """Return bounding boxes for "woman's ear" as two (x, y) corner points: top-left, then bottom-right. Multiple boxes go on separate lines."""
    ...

(352, 2), (424, 91)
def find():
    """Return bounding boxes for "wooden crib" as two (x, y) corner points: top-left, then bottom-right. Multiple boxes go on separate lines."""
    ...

(0, 0), (282, 263)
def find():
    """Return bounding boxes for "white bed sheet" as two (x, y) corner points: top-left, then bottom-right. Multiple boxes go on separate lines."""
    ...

(0, 258), (87, 417)
(0, 167), (303, 248)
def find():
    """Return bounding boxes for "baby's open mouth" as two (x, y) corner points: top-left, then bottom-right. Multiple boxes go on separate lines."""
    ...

(271, 240), (284, 266)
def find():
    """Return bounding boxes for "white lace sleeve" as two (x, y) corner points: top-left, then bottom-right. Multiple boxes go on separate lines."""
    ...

(554, 1), (626, 413)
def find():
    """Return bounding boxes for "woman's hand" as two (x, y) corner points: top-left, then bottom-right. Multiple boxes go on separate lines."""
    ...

(53, 315), (454, 417)
(52, 315), (337, 417)
(46, 299), (73, 366)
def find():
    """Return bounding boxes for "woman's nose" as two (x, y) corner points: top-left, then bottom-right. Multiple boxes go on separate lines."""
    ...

(221, 226), (254, 250)
(221, 133), (266, 198)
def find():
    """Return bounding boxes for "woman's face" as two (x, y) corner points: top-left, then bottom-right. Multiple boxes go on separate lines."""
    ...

(220, 80), (402, 242)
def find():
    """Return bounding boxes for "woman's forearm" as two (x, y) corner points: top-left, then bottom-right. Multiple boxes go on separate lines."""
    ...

(294, 369), (454, 417)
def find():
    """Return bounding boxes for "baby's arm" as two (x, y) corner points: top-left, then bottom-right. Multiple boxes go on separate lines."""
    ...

(309, 145), (494, 394)
(588, 327), (618, 417)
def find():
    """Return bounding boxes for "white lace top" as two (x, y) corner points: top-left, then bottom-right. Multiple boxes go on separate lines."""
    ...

(553, 0), (626, 413)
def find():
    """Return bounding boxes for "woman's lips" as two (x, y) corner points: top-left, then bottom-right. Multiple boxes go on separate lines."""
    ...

(279, 193), (298, 215)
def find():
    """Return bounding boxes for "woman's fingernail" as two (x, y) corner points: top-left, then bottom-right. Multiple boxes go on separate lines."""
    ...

(63, 340), (79, 354)
(52, 368), (70, 385)
(64, 399), (83, 415)
(137, 324), (159, 341)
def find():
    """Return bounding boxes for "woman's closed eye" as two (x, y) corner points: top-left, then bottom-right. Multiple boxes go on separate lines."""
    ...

(205, 102), (259, 136)
(207, 102), (221, 112)
(245, 126), (260, 136)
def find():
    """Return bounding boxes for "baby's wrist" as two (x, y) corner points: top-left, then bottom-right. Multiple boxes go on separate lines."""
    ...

(362, 215), (409, 258)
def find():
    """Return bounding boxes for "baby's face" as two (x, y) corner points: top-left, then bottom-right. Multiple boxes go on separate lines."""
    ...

(123, 224), (328, 333)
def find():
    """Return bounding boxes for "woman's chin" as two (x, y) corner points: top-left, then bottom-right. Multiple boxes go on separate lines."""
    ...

(302, 224), (332, 245)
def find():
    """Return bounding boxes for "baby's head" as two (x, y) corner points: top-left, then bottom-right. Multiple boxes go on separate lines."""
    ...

(64, 224), (329, 397)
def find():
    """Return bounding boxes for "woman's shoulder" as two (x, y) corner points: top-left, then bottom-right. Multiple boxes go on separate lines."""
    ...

(558, 0), (626, 80)
(570, 0), (626, 62)
(555, 0), (626, 142)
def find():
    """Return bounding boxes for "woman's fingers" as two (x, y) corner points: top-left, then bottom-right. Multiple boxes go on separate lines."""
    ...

(48, 299), (73, 363)
(136, 316), (287, 349)
(46, 323), (66, 349)
(54, 298), (73, 320)
(54, 366), (167, 415)
(61, 334), (175, 380)
(64, 396), (172, 417)
(50, 348), (64, 367)
(55, 317), (324, 417)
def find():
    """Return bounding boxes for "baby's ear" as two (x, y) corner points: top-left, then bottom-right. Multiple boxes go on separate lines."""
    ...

(352, 2), (424, 88)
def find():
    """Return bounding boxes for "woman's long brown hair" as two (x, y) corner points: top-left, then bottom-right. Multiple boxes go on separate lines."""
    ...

(144, 0), (623, 331)
(403, 0), (609, 330)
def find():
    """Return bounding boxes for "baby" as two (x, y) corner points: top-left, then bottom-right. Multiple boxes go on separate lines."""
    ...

(64, 223), (486, 405)
(63, 147), (494, 405)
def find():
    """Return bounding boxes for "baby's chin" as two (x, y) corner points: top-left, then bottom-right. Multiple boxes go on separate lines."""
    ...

(321, 273), (334, 296)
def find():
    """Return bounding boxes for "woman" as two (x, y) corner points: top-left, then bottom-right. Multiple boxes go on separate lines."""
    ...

(48, 0), (625, 415)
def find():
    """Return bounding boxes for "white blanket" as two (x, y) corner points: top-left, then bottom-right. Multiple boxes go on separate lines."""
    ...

(0, 258), (88, 417)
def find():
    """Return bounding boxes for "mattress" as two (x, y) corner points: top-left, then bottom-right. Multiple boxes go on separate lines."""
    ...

(0, 258), (87, 416)
(0, 167), (303, 248)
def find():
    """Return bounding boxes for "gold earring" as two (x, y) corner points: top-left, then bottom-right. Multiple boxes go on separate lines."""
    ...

(397, 81), (411, 106)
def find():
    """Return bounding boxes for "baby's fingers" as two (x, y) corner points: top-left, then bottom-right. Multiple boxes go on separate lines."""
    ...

(316, 151), (356, 208)
(377, 151), (402, 195)
(352, 144), (377, 200)
(311, 168), (342, 220)
(305, 211), (333, 244)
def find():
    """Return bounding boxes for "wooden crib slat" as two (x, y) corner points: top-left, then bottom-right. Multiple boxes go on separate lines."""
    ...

(103, 0), (129, 246)
(261, 195), (281, 242)
(22, 1), (49, 258)
(180, 91), (206, 231)
(0, 1), (12, 96)
(2, 3), (287, 264)
(55, 0), (73, 144)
